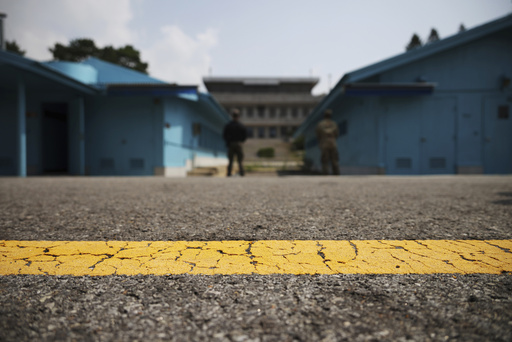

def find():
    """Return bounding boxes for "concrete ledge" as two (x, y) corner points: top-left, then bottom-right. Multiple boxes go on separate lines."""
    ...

(457, 166), (483, 174)
(154, 166), (187, 177)
(339, 166), (386, 175)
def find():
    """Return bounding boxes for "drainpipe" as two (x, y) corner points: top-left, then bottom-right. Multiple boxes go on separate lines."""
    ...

(0, 13), (6, 50)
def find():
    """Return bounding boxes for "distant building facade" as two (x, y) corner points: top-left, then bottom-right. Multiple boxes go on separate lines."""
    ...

(203, 77), (324, 140)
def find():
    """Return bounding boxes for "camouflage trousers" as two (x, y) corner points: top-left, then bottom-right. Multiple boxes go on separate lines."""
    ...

(321, 147), (340, 175)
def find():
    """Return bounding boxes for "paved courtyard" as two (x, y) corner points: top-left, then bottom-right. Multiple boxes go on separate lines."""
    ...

(1, 175), (511, 341)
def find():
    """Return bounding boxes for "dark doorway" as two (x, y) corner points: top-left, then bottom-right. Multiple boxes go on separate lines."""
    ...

(42, 103), (69, 174)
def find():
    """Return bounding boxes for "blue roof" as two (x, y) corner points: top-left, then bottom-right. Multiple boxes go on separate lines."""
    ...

(42, 57), (166, 88)
(0, 50), (99, 94)
(81, 57), (166, 86)
(341, 14), (512, 84)
(295, 14), (512, 137)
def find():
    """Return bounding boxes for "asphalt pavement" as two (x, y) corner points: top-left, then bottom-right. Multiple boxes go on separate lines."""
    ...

(1, 175), (511, 341)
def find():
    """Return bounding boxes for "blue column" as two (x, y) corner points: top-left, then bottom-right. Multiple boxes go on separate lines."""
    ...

(78, 96), (85, 175)
(17, 77), (26, 177)
(377, 103), (387, 173)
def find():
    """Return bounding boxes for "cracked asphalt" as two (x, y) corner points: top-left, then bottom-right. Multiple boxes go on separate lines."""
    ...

(1, 175), (512, 341)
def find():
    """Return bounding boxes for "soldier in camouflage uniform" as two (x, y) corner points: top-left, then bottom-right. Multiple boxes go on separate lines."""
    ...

(315, 109), (340, 175)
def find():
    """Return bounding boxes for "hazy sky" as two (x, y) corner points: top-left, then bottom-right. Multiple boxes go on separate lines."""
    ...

(1, 0), (511, 94)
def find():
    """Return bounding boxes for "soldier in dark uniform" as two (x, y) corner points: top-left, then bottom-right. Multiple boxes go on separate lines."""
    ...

(316, 109), (340, 175)
(223, 109), (247, 177)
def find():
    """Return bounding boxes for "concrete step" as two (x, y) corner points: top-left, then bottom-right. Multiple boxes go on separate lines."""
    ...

(187, 165), (231, 177)
(187, 167), (219, 177)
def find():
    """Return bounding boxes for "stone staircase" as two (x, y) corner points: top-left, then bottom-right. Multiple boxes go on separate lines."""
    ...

(187, 165), (232, 177)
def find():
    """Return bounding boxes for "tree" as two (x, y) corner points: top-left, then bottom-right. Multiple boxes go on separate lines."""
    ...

(427, 28), (440, 44)
(406, 33), (423, 51)
(49, 38), (149, 74)
(458, 23), (466, 33)
(6, 40), (25, 56)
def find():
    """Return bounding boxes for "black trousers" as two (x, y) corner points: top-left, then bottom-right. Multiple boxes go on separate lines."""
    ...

(227, 142), (244, 176)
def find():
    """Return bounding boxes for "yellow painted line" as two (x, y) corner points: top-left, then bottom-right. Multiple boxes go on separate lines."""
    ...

(0, 240), (511, 276)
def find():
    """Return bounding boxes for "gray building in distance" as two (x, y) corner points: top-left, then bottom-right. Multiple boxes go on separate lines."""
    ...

(203, 77), (323, 141)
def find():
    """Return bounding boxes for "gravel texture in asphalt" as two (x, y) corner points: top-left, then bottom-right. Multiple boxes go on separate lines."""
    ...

(1, 175), (511, 341)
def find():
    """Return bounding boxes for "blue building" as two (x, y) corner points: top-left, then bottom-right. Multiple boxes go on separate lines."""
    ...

(0, 53), (229, 177)
(296, 15), (512, 175)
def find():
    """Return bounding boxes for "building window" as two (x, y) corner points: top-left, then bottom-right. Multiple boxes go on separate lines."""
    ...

(130, 158), (145, 170)
(498, 105), (509, 119)
(247, 108), (254, 118)
(192, 123), (201, 136)
(429, 157), (446, 169)
(303, 107), (310, 118)
(257, 106), (265, 118)
(279, 108), (288, 118)
(269, 126), (277, 138)
(269, 107), (276, 118)
(100, 158), (115, 170)
(291, 107), (299, 118)
(339, 120), (348, 136)
(247, 127), (254, 138)
(258, 127), (265, 138)
(280, 126), (289, 137)
(396, 158), (412, 169)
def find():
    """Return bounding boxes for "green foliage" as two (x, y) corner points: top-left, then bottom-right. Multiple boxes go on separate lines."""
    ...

(49, 38), (148, 74)
(256, 147), (275, 158)
(6, 40), (25, 56)
(406, 33), (422, 51)
(427, 28), (440, 44)
(291, 135), (305, 151)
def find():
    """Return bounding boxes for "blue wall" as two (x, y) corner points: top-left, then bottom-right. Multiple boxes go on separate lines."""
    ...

(304, 28), (512, 175)
(86, 96), (160, 176)
(162, 96), (226, 169)
(0, 87), (86, 176)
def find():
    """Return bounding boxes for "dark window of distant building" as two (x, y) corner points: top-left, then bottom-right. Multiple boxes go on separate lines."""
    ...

(339, 120), (348, 136)
(291, 107), (299, 118)
(247, 108), (254, 118)
(257, 106), (265, 118)
(303, 107), (310, 117)
(498, 105), (509, 119)
(269, 107), (276, 118)
(280, 126), (288, 137)
(269, 127), (277, 138)
(247, 127), (254, 138)
(192, 123), (202, 136)
(258, 127), (265, 138)
(280, 108), (287, 118)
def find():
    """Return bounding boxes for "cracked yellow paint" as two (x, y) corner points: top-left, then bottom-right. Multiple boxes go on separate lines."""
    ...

(0, 240), (511, 276)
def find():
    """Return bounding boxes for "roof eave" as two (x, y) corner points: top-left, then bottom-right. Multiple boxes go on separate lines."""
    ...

(345, 14), (512, 83)
(0, 51), (100, 95)
(295, 14), (512, 138)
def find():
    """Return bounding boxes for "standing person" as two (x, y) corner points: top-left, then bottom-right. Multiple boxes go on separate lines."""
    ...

(223, 109), (247, 177)
(316, 109), (340, 175)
